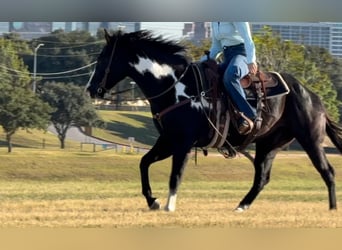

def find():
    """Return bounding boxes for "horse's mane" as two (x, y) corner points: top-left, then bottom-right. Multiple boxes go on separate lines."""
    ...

(113, 30), (190, 65)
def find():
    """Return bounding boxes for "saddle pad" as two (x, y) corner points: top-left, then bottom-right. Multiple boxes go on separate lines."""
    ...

(245, 71), (290, 100)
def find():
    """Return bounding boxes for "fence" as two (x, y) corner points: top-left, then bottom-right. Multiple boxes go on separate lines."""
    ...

(80, 142), (147, 153)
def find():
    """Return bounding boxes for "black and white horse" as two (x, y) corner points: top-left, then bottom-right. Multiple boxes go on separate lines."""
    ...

(87, 30), (342, 212)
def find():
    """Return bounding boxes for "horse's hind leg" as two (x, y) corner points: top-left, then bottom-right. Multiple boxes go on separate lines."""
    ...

(308, 147), (336, 210)
(297, 138), (336, 210)
(293, 111), (337, 210)
(140, 135), (172, 210)
(236, 131), (294, 211)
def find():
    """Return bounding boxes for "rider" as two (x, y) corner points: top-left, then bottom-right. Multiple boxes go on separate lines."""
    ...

(205, 22), (258, 135)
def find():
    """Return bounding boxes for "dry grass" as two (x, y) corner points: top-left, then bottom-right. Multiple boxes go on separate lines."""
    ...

(0, 179), (341, 228)
(0, 148), (341, 228)
(1, 196), (341, 228)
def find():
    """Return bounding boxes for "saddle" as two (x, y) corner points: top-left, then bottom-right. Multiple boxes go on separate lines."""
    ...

(194, 59), (290, 155)
(241, 71), (290, 101)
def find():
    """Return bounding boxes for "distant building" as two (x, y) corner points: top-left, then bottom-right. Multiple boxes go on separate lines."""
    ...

(182, 23), (193, 37)
(0, 22), (9, 34)
(2, 22), (53, 40)
(0, 22), (141, 39)
(182, 22), (210, 44)
(327, 22), (342, 58)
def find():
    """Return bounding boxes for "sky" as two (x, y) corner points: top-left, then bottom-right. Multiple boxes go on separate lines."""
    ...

(140, 22), (185, 39)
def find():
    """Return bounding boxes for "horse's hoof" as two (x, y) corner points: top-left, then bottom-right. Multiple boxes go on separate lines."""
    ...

(164, 205), (176, 212)
(149, 199), (161, 210)
(234, 205), (249, 212)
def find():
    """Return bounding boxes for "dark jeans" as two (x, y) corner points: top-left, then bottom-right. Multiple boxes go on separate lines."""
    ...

(219, 43), (256, 120)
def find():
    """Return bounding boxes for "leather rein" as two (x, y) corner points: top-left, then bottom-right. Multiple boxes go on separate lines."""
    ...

(97, 37), (119, 96)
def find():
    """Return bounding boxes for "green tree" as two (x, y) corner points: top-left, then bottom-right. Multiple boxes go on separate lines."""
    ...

(253, 26), (341, 121)
(22, 30), (104, 87)
(0, 38), (52, 152)
(181, 38), (211, 61)
(40, 82), (104, 149)
(304, 46), (342, 119)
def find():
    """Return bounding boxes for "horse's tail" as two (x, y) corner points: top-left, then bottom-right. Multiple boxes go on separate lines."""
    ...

(326, 116), (342, 154)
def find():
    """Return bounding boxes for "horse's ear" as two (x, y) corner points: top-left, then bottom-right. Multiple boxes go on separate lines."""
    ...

(104, 29), (111, 44)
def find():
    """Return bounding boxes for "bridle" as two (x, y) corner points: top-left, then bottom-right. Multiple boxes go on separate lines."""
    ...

(97, 37), (118, 96)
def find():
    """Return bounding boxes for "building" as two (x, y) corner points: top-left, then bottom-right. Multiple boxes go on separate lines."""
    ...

(251, 22), (342, 58)
(326, 22), (342, 58)
(182, 22), (210, 44)
(0, 22), (141, 39)
(0, 22), (53, 40)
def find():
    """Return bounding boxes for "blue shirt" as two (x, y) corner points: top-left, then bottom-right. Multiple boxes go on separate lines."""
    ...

(208, 22), (256, 64)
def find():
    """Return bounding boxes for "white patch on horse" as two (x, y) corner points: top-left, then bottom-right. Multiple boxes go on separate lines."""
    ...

(130, 57), (175, 79)
(191, 96), (209, 110)
(175, 82), (190, 102)
(165, 193), (177, 212)
(131, 57), (209, 111)
(174, 82), (209, 111)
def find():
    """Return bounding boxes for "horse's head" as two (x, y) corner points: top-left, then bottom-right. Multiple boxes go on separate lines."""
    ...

(86, 29), (131, 98)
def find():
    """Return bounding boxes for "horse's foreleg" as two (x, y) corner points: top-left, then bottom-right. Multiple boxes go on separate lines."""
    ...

(140, 135), (172, 210)
(140, 154), (160, 209)
(165, 147), (191, 212)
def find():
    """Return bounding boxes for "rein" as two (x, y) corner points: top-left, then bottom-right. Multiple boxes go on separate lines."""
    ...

(97, 37), (119, 95)
(97, 86), (139, 102)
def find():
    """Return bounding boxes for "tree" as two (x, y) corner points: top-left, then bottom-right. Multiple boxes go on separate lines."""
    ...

(0, 38), (52, 152)
(181, 38), (211, 61)
(40, 82), (104, 149)
(0, 85), (52, 152)
(22, 30), (104, 87)
(304, 46), (342, 120)
(253, 26), (341, 121)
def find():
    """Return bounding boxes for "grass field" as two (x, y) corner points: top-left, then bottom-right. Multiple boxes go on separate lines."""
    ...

(92, 110), (158, 148)
(0, 148), (342, 228)
(1, 110), (342, 228)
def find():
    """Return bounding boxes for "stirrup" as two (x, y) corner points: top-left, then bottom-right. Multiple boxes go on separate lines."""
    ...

(237, 114), (254, 135)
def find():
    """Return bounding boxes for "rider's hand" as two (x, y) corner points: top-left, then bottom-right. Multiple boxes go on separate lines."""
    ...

(248, 62), (258, 75)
